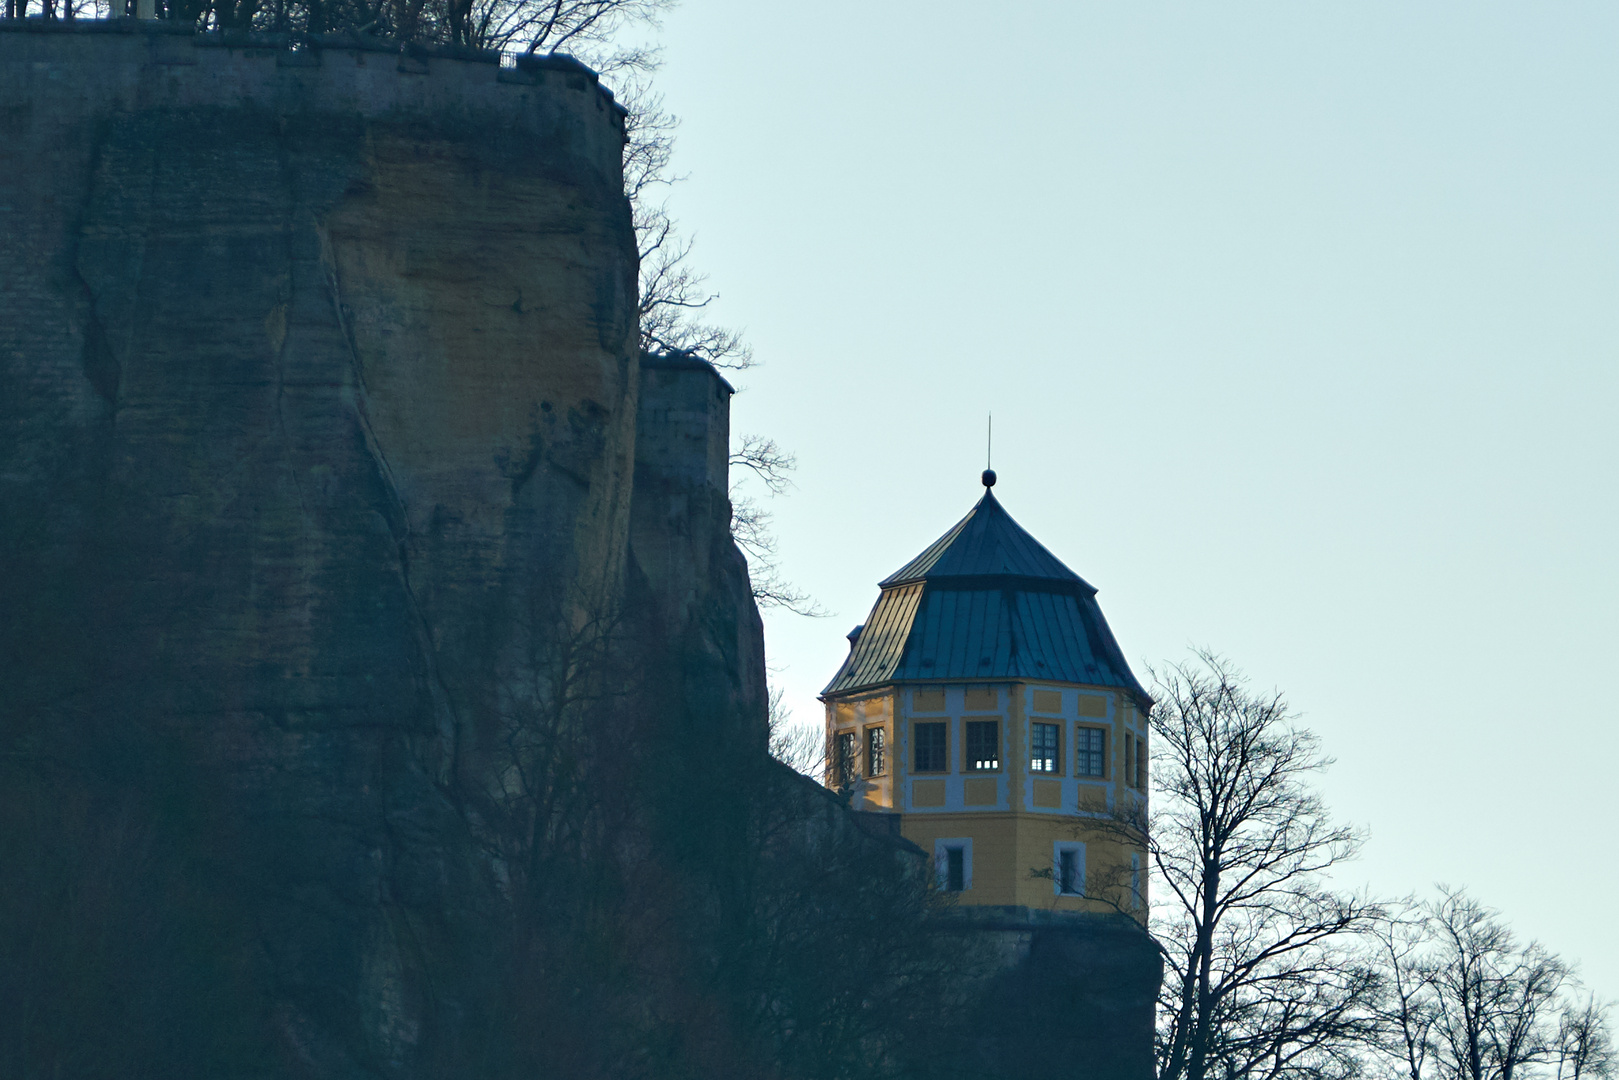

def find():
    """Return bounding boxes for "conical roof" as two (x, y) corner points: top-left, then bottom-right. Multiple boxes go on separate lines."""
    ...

(880, 489), (1093, 590)
(823, 483), (1148, 706)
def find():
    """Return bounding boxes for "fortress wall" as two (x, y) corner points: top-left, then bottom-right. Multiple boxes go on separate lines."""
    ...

(945, 908), (1162, 1080)
(0, 21), (627, 149)
(629, 351), (767, 752)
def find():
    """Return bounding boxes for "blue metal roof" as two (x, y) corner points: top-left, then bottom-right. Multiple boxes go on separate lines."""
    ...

(880, 490), (1093, 590)
(823, 487), (1149, 706)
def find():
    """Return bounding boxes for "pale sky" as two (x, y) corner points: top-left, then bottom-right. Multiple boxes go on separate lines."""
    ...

(651, 1), (1619, 1001)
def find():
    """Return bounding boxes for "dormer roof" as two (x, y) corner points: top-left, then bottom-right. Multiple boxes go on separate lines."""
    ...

(822, 486), (1149, 708)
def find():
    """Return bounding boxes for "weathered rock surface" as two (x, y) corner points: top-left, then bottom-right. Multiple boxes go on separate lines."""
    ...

(0, 25), (763, 1078)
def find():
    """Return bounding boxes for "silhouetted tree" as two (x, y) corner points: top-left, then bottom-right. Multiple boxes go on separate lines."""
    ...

(1366, 890), (1607, 1080)
(1136, 652), (1381, 1080)
(1557, 998), (1615, 1080)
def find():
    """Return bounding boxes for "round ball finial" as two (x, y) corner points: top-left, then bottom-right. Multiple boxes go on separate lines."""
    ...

(981, 469), (997, 488)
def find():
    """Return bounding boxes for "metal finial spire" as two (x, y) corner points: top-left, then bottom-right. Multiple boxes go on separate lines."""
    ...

(982, 413), (996, 488)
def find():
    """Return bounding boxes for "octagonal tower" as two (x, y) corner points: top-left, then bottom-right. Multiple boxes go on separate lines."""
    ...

(822, 470), (1150, 917)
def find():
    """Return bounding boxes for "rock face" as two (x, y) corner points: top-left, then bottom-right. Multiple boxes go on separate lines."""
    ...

(0, 24), (763, 1077)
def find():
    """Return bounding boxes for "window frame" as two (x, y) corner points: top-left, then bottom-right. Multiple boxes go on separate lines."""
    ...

(834, 730), (858, 787)
(1124, 733), (1147, 790)
(912, 721), (948, 774)
(865, 725), (886, 778)
(964, 719), (1001, 772)
(1076, 724), (1107, 779)
(935, 837), (973, 893)
(1030, 721), (1061, 775)
(1053, 841), (1086, 897)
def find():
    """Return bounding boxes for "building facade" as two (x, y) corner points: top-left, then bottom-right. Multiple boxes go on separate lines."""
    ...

(822, 471), (1150, 919)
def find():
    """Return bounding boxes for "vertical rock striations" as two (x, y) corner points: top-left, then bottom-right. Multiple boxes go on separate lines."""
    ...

(0, 25), (759, 1077)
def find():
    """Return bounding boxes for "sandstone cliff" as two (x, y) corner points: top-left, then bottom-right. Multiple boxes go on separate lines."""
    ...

(0, 24), (772, 1077)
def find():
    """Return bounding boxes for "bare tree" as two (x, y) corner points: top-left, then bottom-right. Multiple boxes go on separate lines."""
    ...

(726, 435), (823, 616)
(767, 685), (825, 778)
(1138, 652), (1381, 1080)
(1427, 889), (1571, 1080)
(622, 81), (756, 374)
(1368, 900), (1443, 1080)
(1366, 889), (1605, 1080)
(730, 434), (794, 495)
(1557, 998), (1615, 1080)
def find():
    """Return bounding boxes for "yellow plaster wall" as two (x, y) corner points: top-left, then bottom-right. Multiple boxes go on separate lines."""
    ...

(899, 810), (1147, 919)
(824, 690), (894, 809)
(826, 678), (1147, 923)
(901, 813), (1022, 907)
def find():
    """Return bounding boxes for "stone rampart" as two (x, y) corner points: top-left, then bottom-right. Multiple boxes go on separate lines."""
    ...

(1, 19), (625, 149)
(936, 906), (1161, 1080)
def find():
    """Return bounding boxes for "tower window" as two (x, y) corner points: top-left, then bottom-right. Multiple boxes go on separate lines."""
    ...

(866, 726), (886, 777)
(946, 847), (966, 891)
(965, 720), (1000, 771)
(1053, 842), (1086, 897)
(1125, 734), (1147, 790)
(913, 722), (947, 772)
(1030, 722), (1059, 774)
(935, 838), (972, 892)
(835, 731), (857, 786)
(1077, 726), (1106, 778)
(1058, 850), (1080, 894)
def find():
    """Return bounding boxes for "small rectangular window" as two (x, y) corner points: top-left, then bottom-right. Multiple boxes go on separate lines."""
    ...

(1031, 722), (1059, 774)
(946, 846), (966, 892)
(1058, 849), (1080, 895)
(866, 726), (886, 777)
(1053, 842), (1085, 897)
(1124, 734), (1137, 789)
(835, 731), (857, 786)
(1135, 735), (1147, 790)
(965, 720), (1000, 771)
(913, 722), (947, 772)
(1077, 726), (1105, 778)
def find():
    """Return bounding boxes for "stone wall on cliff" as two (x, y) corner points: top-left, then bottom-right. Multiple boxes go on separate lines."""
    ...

(629, 351), (766, 752)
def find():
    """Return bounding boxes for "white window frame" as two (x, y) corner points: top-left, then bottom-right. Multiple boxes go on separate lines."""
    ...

(1030, 721), (1060, 774)
(865, 725), (886, 777)
(935, 837), (973, 892)
(1053, 841), (1086, 897)
(1075, 723), (1106, 778)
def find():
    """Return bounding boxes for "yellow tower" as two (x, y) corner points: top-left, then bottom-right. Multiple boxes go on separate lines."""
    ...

(822, 470), (1149, 918)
